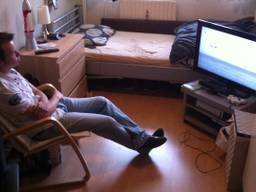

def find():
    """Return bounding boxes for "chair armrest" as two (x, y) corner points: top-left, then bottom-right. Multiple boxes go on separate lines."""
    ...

(3, 117), (60, 140)
(37, 83), (56, 98)
(37, 83), (56, 91)
(3, 117), (90, 141)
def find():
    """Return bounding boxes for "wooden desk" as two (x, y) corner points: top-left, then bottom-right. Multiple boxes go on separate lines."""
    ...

(19, 34), (87, 97)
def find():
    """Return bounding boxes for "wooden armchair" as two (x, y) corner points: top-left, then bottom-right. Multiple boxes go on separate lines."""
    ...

(0, 84), (91, 191)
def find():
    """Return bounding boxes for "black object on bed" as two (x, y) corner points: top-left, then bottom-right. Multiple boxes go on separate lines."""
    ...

(169, 17), (256, 68)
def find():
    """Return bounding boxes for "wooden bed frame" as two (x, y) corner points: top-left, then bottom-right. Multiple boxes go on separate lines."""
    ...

(49, 7), (202, 84)
(86, 18), (202, 83)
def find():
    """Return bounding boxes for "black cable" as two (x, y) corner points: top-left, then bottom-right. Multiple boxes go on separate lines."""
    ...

(180, 130), (215, 153)
(180, 130), (223, 173)
(194, 151), (223, 173)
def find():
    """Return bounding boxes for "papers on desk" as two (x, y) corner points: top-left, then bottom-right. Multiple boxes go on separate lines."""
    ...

(37, 42), (56, 49)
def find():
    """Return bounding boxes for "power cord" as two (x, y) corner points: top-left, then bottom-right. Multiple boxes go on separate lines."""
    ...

(179, 130), (223, 173)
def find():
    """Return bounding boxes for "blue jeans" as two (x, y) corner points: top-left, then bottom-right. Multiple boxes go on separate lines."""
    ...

(35, 96), (150, 150)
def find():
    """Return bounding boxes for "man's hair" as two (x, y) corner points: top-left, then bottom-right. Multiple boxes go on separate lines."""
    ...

(0, 32), (14, 61)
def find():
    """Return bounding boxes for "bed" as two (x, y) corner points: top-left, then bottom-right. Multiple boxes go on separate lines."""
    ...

(48, 7), (256, 84)
(84, 18), (202, 83)
(48, 7), (203, 84)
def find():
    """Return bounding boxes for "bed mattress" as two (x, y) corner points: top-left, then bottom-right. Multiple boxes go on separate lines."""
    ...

(85, 31), (176, 66)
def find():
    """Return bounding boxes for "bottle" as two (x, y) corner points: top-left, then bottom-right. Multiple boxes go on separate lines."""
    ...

(22, 0), (37, 50)
(22, 0), (34, 33)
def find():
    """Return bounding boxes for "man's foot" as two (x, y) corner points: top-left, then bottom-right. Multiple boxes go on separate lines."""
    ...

(152, 128), (164, 137)
(137, 136), (167, 155)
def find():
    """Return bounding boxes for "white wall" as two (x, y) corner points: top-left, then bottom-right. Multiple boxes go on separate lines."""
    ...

(0, 0), (78, 49)
(0, 0), (29, 49)
(85, 0), (256, 24)
(177, 0), (256, 21)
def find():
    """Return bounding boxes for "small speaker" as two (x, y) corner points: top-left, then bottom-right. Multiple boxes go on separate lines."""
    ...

(47, 33), (61, 40)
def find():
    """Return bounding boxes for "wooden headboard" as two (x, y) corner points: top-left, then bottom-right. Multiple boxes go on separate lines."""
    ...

(101, 18), (185, 35)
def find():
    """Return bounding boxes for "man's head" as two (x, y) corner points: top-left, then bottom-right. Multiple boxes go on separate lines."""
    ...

(0, 32), (20, 71)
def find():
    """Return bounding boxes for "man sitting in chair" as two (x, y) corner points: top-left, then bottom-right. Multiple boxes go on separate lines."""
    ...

(0, 32), (166, 155)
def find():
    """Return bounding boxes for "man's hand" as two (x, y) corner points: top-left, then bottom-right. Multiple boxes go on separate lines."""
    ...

(30, 87), (63, 118)
(53, 89), (63, 100)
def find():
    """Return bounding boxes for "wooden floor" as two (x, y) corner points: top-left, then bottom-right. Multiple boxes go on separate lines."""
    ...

(23, 90), (226, 192)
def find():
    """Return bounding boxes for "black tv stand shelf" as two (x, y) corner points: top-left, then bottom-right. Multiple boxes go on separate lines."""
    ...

(181, 80), (256, 137)
(198, 79), (251, 98)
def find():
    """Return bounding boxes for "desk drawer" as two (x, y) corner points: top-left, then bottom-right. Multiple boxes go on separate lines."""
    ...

(69, 76), (87, 98)
(60, 55), (85, 96)
(57, 40), (84, 78)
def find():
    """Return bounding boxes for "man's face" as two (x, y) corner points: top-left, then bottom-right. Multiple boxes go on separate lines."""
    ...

(1, 41), (20, 68)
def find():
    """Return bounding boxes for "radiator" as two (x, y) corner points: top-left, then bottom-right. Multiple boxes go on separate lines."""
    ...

(47, 6), (82, 34)
(120, 0), (176, 21)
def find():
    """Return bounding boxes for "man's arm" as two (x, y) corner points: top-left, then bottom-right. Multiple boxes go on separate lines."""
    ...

(28, 87), (63, 118)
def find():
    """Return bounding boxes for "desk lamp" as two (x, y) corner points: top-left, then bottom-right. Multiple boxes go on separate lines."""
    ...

(38, 5), (51, 41)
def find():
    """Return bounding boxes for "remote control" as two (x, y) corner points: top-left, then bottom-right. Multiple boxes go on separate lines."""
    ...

(34, 48), (59, 55)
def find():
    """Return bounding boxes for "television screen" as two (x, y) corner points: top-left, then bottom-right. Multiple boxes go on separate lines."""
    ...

(194, 20), (256, 95)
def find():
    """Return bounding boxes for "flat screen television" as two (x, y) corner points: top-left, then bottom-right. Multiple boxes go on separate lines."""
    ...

(194, 19), (256, 97)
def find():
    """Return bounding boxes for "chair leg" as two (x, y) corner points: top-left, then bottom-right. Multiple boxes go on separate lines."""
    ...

(20, 144), (90, 192)
(5, 163), (20, 192)
(21, 118), (91, 191)
(68, 139), (91, 181)
(52, 120), (91, 181)
(48, 145), (62, 166)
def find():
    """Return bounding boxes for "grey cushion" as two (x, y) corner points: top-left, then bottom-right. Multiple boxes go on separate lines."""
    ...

(80, 24), (115, 48)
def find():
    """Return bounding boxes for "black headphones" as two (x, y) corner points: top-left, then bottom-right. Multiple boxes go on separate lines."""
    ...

(0, 33), (14, 62)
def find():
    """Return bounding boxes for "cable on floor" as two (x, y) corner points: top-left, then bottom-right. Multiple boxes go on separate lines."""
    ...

(179, 130), (223, 173)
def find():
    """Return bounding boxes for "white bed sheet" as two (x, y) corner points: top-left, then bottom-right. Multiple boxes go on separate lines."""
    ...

(85, 31), (176, 66)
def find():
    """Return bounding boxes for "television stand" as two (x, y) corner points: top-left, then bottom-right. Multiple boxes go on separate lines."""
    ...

(181, 80), (256, 137)
(198, 79), (229, 96)
(199, 79), (251, 98)
(232, 88), (251, 99)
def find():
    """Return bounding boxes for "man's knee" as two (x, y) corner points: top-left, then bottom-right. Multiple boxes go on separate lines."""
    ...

(102, 116), (116, 126)
(95, 96), (109, 106)
(93, 116), (117, 132)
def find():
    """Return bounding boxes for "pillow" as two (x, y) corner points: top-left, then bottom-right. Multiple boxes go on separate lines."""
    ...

(169, 21), (198, 67)
(169, 17), (256, 67)
(79, 24), (115, 48)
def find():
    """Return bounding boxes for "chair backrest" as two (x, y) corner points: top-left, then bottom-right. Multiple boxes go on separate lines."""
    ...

(0, 114), (34, 154)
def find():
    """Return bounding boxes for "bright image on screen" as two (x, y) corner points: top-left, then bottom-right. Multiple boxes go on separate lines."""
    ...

(198, 26), (256, 91)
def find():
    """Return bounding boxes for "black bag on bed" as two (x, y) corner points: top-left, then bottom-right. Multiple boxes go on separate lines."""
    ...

(169, 17), (256, 67)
